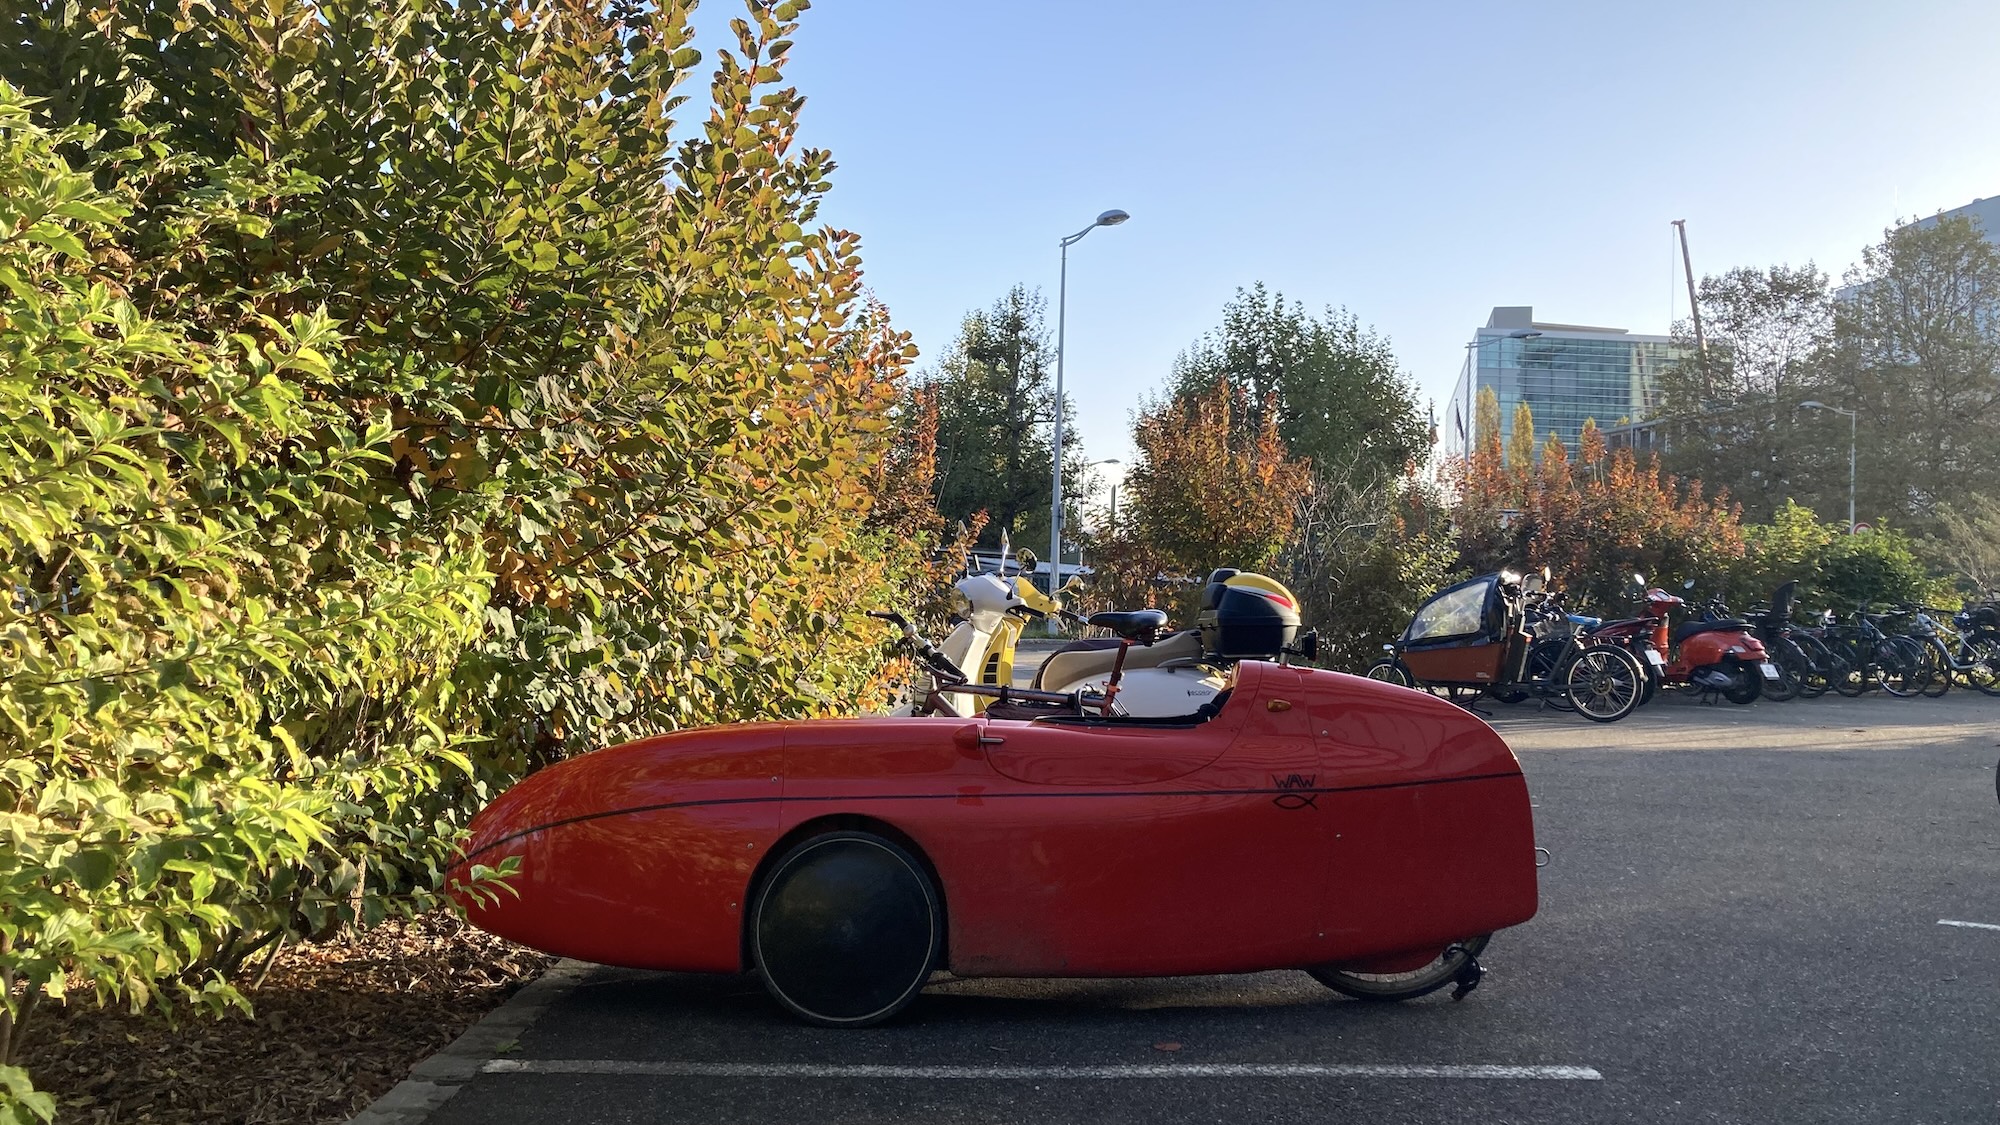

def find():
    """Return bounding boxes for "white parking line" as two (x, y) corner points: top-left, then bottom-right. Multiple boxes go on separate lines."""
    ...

(483, 1060), (1603, 1081)
(1938, 919), (2000, 932)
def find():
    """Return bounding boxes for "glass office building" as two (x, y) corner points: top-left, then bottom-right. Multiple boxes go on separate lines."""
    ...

(1445, 307), (1682, 458)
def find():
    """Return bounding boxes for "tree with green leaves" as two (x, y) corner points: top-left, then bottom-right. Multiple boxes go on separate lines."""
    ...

(919, 285), (1081, 549)
(1924, 494), (2000, 598)
(1169, 283), (1427, 480)
(1660, 219), (2000, 530)
(1656, 264), (1840, 522)
(1826, 215), (2000, 526)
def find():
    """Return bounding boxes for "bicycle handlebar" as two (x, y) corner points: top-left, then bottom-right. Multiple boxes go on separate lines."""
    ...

(867, 611), (971, 684)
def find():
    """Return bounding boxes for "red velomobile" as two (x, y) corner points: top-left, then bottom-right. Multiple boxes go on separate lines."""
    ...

(452, 587), (1541, 1027)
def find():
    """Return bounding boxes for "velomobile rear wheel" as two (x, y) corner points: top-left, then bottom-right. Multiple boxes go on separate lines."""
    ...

(1308, 934), (1492, 1001)
(751, 831), (941, 1027)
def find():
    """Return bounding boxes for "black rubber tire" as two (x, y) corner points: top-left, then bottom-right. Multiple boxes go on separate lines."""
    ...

(1916, 639), (1951, 698)
(1364, 658), (1413, 688)
(1308, 935), (1493, 1001)
(1967, 638), (2000, 697)
(1789, 634), (1833, 699)
(1565, 647), (1644, 723)
(1719, 662), (1762, 705)
(1828, 645), (1868, 696)
(1875, 639), (1923, 698)
(751, 831), (942, 1028)
(1639, 658), (1662, 706)
(1758, 640), (1801, 702)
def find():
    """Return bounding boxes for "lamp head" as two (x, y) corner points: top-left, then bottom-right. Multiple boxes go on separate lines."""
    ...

(1799, 400), (1827, 410)
(1095, 209), (1130, 227)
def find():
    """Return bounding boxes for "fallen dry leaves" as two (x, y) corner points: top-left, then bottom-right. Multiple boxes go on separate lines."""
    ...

(18, 914), (552, 1125)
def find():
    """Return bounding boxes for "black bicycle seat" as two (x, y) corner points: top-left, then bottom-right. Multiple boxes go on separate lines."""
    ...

(1087, 609), (1168, 643)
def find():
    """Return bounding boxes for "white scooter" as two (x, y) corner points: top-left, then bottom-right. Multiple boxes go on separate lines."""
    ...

(1030, 569), (1313, 717)
(937, 551), (1069, 716)
(887, 548), (1073, 717)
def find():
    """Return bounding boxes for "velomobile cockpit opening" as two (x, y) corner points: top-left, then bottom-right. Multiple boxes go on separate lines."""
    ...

(979, 665), (1238, 727)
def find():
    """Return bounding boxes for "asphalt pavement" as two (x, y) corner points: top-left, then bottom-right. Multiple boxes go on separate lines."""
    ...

(420, 686), (2000, 1125)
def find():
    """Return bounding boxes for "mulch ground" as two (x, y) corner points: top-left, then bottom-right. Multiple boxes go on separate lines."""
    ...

(18, 915), (552, 1124)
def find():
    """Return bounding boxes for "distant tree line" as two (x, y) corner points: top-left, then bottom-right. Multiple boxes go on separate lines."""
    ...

(1654, 215), (2000, 591)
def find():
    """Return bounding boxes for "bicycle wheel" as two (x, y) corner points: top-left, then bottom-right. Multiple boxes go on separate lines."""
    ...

(1564, 647), (1644, 723)
(1789, 634), (1833, 699)
(1963, 637), (2000, 696)
(1827, 642), (1869, 696)
(1916, 638), (1951, 697)
(1762, 640), (1802, 702)
(1875, 639), (1923, 698)
(1364, 658), (1413, 688)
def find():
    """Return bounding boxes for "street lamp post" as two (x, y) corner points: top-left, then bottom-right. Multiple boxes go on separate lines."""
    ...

(1798, 400), (1858, 533)
(1049, 208), (1129, 609)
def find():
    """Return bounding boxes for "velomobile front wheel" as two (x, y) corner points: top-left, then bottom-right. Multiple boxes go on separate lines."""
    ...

(1308, 934), (1492, 1001)
(751, 830), (942, 1027)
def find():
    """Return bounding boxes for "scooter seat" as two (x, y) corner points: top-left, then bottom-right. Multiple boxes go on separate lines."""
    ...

(1674, 618), (1748, 644)
(1087, 609), (1168, 642)
(1033, 628), (1203, 691)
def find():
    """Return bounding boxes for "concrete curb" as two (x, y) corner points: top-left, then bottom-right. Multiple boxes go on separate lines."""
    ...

(344, 959), (594, 1125)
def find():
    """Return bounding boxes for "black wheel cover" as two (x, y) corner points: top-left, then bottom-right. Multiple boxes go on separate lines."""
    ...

(1720, 663), (1762, 704)
(752, 832), (941, 1027)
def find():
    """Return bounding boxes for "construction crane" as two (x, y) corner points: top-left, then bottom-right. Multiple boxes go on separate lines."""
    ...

(1670, 219), (1710, 398)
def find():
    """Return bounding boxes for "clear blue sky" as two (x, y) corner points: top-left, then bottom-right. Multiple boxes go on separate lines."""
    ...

(714, 0), (2000, 478)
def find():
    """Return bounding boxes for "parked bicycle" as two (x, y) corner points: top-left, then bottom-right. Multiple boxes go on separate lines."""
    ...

(1816, 605), (1928, 698)
(1894, 604), (2000, 697)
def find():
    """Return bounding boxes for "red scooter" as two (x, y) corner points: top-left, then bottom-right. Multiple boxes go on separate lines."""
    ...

(1627, 579), (1778, 704)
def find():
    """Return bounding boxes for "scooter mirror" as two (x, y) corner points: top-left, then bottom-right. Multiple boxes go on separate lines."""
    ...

(1014, 548), (1038, 573)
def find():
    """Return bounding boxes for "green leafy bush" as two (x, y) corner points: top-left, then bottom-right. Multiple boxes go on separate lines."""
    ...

(0, 0), (929, 1113)
(1729, 501), (1954, 614)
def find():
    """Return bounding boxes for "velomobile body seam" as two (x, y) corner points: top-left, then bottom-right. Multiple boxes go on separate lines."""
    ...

(458, 769), (1528, 867)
